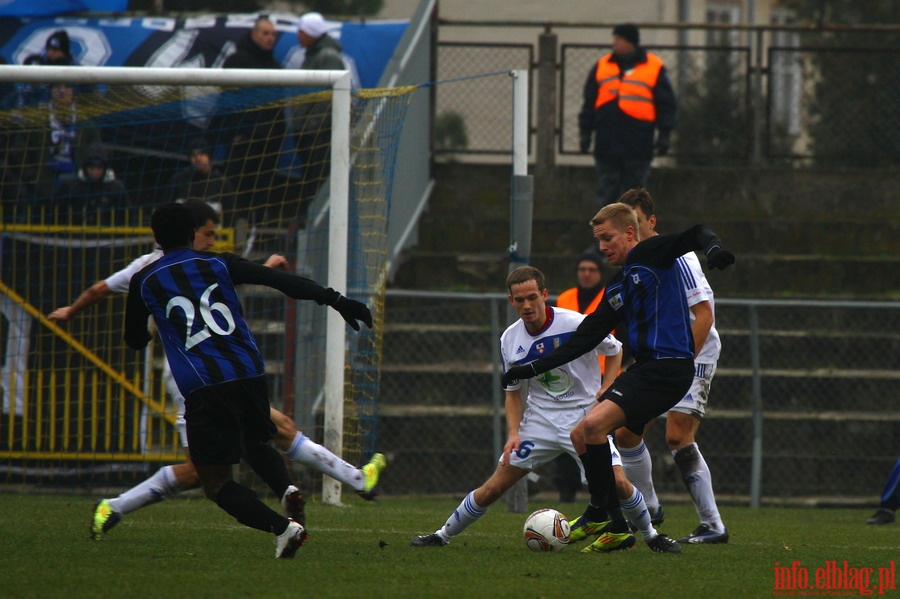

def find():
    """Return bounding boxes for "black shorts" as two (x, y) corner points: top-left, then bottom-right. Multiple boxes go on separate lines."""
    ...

(183, 375), (275, 466)
(599, 358), (694, 435)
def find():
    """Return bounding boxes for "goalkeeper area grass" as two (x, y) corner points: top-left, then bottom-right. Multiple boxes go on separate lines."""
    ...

(1, 494), (895, 598)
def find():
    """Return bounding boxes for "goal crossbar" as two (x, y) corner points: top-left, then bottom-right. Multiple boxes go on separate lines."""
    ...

(0, 65), (350, 88)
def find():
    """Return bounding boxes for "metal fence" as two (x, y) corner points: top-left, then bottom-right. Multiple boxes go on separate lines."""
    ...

(378, 290), (899, 505)
(435, 22), (900, 167)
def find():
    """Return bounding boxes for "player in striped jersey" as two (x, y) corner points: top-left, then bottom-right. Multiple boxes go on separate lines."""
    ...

(502, 203), (734, 550)
(124, 202), (373, 557)
(615, 188), (728, 544)
(51, 201), (385, 542)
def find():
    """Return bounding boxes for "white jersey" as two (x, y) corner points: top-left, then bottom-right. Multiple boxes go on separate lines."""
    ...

(501, 306), (621, 411)
(676, 252), (721, 363)
(105, 249), (163, 294)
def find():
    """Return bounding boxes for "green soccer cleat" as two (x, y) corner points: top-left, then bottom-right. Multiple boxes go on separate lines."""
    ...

(568, 515), (610, 543)
(90, 499), (121, 540)
(357, 453), (387, 501)
(581, 531), (636, 553)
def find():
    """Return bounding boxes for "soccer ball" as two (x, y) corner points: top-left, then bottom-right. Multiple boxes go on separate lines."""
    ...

(523, 508), (570, 552)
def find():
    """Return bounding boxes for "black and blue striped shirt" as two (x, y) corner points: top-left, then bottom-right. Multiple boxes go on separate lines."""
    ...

(524, 225), (724, 373)
(124, 249), (339, 398)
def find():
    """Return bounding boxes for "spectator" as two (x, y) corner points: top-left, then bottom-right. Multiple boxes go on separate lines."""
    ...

(551, 251), (608, 503)
(579, 24), (676, 208)
(18, 30), (84, 108)
(218, 16), (287, 224)
(293, 12), (345, 210)
(53, 145), (134, 226)
(12, 81), (101, 201)
(25, 30), (77, 67)
(167, 138), (237, 226)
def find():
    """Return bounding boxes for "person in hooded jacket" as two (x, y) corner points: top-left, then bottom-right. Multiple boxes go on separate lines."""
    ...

(293, 12), (347, 211)
(53, 145), (134, 226)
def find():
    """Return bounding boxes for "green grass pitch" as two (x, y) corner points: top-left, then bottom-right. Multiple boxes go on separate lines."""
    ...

(0, 493), (895, 598)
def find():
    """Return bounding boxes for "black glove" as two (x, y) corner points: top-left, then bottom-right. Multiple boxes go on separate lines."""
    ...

(579, 133), (591, 154)
(333, 295), (373, 331)
(501, 363), (537, 388)
(655, 130), (670, 156)
(706, 246), (735, 270)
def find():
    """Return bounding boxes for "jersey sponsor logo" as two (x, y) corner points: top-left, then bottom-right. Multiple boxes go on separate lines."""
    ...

(535, 367), (572, 395)
(609, 292), (624, 310)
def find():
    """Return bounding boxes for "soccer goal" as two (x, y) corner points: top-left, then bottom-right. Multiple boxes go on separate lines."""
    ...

(0, 64), (414, 505)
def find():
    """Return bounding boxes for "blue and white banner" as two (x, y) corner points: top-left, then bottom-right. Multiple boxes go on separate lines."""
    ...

(0, 13), (408, 88)
(0, 0), (128, 18)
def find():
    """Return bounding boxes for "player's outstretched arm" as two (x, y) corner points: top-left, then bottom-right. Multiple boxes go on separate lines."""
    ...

(225, 253), (373, 331)
(48, 280), (112, 321)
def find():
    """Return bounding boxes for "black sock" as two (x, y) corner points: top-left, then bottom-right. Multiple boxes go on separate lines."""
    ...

(216, 480), (289, 534)
(242, 441), (291, 498)
(579, 443), (613, 522)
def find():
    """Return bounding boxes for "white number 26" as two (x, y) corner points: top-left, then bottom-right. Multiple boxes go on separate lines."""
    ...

(165, 283), (236, 350)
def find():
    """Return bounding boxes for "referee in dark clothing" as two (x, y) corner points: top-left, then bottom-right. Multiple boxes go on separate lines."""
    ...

(124, 202), (372, 558)
(502, 203), (734, 542)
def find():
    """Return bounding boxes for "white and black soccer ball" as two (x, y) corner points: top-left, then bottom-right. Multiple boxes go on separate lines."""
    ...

(523, 508), (570, 552)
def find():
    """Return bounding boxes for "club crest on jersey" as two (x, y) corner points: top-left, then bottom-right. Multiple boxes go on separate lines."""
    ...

(608, 293), (624, 310)
(553, 337), (560, 348)
(536, 342), (545, 354)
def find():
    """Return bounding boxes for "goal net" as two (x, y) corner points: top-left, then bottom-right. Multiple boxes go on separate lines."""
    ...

(0, 65), (414, 501)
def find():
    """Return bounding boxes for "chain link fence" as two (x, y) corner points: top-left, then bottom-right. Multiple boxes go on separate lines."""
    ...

(436, 23), (900, 166)
(377, 290), (899, 504)
(434, 43), (532, 156)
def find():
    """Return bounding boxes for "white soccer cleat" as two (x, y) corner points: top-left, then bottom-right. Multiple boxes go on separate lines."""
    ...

(275, 520), (308, 558)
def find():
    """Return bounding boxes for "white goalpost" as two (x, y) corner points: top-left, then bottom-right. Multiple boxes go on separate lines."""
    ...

(0, 64), (355, 505)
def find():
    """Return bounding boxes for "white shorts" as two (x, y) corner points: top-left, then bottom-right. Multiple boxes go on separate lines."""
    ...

(502, 405), (622, 484)
(669, 362), (716, 419)
(164, 359), (189, 448)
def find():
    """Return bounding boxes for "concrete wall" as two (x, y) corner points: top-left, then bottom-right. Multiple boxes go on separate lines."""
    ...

(392, 163), (900, 299)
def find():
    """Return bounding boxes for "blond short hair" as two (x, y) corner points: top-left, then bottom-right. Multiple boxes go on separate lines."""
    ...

(589, 202), (638, 233)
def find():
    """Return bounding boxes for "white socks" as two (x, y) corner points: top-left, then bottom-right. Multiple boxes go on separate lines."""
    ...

(284, 432), (365, 491)
(619, 486), (657, 540)
(619, 440), (661, 514)
(673, 442), (724, 532)
(437, 491), (486, 542)
(108, 465), (182, 514)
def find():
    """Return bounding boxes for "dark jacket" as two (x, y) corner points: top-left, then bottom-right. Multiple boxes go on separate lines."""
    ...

(53, 167), (134, 226)
(222, 34), (281, 70)
(218, 33), (285, 166)
(168, 166), (237, 226)
(579, 48), (677, 161)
